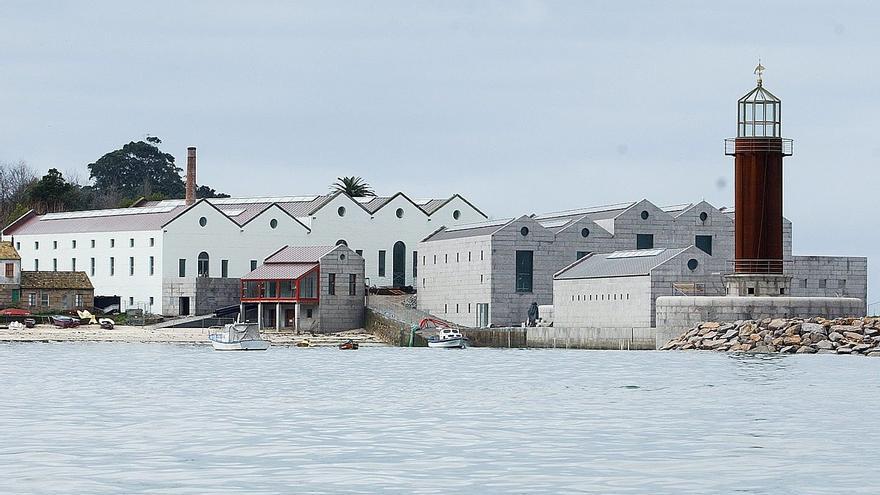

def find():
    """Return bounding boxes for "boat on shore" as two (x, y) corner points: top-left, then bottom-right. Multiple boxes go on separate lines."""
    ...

(208, 322), (270, 351)
(338, 339), (359, 350)
(420, 318), (469, 349)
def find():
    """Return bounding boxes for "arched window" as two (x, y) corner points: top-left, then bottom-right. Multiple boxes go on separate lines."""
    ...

(336, 239), (348, 247)
(198, 252), (209, 277)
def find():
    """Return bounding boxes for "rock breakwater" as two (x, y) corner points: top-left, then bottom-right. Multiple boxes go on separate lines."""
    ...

(661, 317), (880, 356)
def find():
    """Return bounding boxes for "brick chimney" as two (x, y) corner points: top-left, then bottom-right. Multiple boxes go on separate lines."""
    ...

(185, 146), (196, 206)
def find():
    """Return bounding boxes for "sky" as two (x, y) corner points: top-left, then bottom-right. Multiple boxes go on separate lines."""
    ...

(1, 1), (878, 306)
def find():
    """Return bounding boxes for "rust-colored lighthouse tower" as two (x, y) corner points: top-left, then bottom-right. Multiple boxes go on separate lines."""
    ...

(724, 64), (793, 296)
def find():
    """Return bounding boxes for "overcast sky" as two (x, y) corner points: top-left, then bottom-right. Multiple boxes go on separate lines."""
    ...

(1, 1), (877, 305)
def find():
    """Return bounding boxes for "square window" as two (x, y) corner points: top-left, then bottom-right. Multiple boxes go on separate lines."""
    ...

(695, 235), (712, 255)
(636, 234), (654, 250)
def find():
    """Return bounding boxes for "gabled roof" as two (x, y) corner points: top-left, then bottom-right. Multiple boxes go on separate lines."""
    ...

(20, 271), (94, 290)
(242, 263), (318, 281)
(264, 245), (337, 263)
(554, 248), (690, 280)
(0, 241), (20, 260)
(422, 218), (514, 242)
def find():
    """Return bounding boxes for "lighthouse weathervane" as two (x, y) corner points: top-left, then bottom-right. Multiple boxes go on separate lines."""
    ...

(724, 62), (794, 296)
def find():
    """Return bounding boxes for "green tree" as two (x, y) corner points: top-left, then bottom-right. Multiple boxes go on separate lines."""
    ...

(330, 176), (375, 197)
(87, 137), (185, 201)
(196, 185), (230, 199)
(28, 168), (81, 214)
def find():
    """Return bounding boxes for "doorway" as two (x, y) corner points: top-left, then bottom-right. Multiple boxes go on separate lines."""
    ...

(179, 297), (190, 316)
(392, 241), (406, 287)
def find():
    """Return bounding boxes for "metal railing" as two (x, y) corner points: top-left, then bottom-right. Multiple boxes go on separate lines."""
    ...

(728, 259), (789, 274)
(724, 137), (793, 156)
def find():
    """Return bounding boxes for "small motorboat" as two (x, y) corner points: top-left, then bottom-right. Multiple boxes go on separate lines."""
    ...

(99, 318), (115, 330)
(420, 318), (468, 349)
(23, 318), (36, 328)
(208, 322), (270, 351)
(338, 339), (359, 350)
(8, 321), (25, 331)
(51, 315), (81, 328)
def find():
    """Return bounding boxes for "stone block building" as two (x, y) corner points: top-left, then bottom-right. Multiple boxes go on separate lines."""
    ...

(19, 271), (95, 313)
(1, 241), (22, 307)
(417, 199), (866, 328)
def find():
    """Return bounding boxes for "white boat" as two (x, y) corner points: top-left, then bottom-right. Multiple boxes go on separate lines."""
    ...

(209, 322), (270, 351)
(420, 318), (468, 349)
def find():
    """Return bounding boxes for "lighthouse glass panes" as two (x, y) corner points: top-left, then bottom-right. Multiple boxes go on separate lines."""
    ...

(737, 87), (781, 138)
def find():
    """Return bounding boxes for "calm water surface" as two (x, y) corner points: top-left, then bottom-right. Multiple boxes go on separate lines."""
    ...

(1, 343), (879, 494)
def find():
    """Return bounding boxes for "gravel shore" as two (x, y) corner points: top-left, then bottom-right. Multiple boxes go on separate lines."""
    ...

(0, 324), (386, 347)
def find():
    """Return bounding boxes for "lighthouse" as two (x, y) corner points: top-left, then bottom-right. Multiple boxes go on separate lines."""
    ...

(724, 63), (794, 296)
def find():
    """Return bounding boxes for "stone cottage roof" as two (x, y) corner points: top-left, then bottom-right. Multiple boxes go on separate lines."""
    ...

(0, 241), (20, 260)
(20, 271), (94, 290)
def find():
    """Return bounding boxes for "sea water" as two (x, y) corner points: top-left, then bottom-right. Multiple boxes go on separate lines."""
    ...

(1, 342), (879, 494)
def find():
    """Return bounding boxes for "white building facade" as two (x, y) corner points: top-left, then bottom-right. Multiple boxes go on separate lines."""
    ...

(2, 192), (486, 316)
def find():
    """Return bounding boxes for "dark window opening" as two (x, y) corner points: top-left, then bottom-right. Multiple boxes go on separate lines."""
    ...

(349, 274), (357, 295)
(515, 250), (534, 293)
(695, 235), (712, 255)
(576, 251), (590, 260)
(378, 250), (386, 277)
(328, 273), (336, 295)
(636, 234), (654, 250)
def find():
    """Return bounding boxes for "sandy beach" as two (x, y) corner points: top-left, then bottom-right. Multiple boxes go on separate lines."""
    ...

(0, 324), (386, 347)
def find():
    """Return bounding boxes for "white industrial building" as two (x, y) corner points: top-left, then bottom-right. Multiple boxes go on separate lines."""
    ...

(1, 191), (486, 316)
(417, 199), (867, 328)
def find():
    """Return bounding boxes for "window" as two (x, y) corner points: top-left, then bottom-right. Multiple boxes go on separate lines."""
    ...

(433, 255), (436, 264)
(110, 239), (115, 248)
(355, 250), (363, 256)
(15, 242), (19, 250)
(221, 260), (228, 278)
(687, 259), (699, 271)
(198, 252), (209, 277)
(34, 241), (39, 250)
(72, 240), (77, 249)
(581, 228), (590, 238)
(481, 250), (484, 261)
(445, 254), (448, 263)
(75, 294), (83, 307)
(270, 219), (278, 229)
(819, 279), (827, 289)
(453, 210), (461, 220)
(636, 234), (654, 250)
(149, 256), (155, 276)
(456, 304), (459, 313)
(747, 287), (755, 295)
(515, 250), (534, 293)
(640, 210), (650, 220)
(250, 260), (257, 271)
(130, 238), (134, 247)
(337, 206), (346, 217)
(91, 239), (95, 248)
(444, 304), (448, 314)
(456, 253), (459, 262)
(801, 278), (807, 288)
(576, 251), (590, 260)
(90, 258), (95, 276)
(129, 257), (135, 276)
(129, 297), (134, 306)
(699, 212), (709, 222)
(179, 259), (186, 277)
(328, 273), (336, 295)
(378, 251), (386, 277)
(28, 293), (36, 306)
(265, 281), (277, 298)
(695, 235), (712, 255)
(300, 273), (316, 298)
(396, 208), (404, 218)
(149, 238), (155, 247)
(468, 252), (472, 262)
(336, 239), (347, 247)
(4, 263), (13, 278)
(149, 297), (154, 306)
(53, 241), (57, 249)
(34, 259), (39, 271)
(199, 216), (207, 227)
(413, 251), (418, 278)
(71, 258), (76, 271)
(52, 258), (57, 271)
(349, 274), (357, 295)
(306, 308), (313, 318)
(520, 226), (529, 237)
(280, 280), (294, 298)
(110, 257), (115, 276)
(780, 288), (786, 295)
(41, 292), (49, 307)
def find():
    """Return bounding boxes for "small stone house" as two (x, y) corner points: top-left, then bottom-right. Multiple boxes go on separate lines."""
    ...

(240, 245), (365, 333)
(0, 241), (22, 307)
(19, 271), (95, 313)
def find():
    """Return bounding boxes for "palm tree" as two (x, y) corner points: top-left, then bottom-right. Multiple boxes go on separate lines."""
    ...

(330, 176), (376, 197)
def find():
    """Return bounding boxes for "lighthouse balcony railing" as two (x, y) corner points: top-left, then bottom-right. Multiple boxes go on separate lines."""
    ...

(724, 138), (793, 156)
(727, 259), (791, 275)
